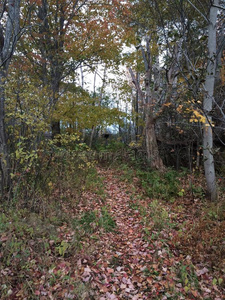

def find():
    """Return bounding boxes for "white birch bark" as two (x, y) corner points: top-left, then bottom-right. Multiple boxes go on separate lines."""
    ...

(203, 0), (218, 201)
(0, 0), (21, 195)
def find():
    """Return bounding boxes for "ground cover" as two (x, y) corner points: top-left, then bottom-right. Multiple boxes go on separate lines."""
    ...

(0, 164), (224, 299)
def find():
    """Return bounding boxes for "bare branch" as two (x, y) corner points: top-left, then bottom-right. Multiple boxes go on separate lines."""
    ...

(212, 4), (225, 10)
(187, 0), (209, 22)
(128, 67), (144, 102)
(139, 45), (148, 72)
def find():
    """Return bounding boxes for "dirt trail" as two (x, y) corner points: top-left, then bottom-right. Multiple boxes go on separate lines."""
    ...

(77, 168), (192, 299)
(1, 167), (224, 299)
(75, 167), (224, 300)
(92, 169), (153, 299)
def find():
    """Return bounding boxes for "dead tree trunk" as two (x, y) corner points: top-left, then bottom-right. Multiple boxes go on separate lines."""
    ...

(129, 36), (164, 169)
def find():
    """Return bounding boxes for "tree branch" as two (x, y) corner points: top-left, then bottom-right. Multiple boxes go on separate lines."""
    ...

(212, 4), (225, 10)
(186, 0), (209, 22)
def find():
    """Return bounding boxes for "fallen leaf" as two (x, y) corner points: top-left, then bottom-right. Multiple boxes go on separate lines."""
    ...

(196, 267), (209, 276)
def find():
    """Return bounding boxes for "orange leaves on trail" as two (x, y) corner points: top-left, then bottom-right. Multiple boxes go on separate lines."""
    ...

(107, 268), (114, 274)
(3, 167), (224, 299)
(0, 235), (8, 242)
(73, 167), (224, 299)
(73, 169), (167, 297)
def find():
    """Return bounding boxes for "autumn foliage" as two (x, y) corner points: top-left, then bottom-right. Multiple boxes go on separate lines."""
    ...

(0, 0), (225, 299)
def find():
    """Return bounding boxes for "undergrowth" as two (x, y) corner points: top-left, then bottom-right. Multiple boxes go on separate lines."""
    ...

(118, 162), (181, 200)
(114, 160), (225, 287)
(1, 144), (225, 298)
(72, 207), (116, 234)
(0, 142), (107, 299)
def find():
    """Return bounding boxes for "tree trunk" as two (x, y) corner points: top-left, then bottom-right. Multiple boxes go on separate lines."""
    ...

(196, 141), (200, 169)
(51, 121), (60, 139)
(135, 71), (139, 142)
(144, 36), (164, 170)
(145, 114), (164, 169)
(0, 0), (21, 196)
(89, 126), (95, 148)
(0, 71), (11, 195)
(203, 0), (218, 201)
(51, 81), (61, 139)
(129, 58), (164, 170)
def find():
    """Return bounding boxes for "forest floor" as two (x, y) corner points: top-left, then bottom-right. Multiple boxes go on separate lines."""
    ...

(0, 165), (225, 299)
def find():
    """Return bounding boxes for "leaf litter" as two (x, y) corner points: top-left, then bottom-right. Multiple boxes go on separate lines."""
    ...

(0, 166), (224, 299)
(73, 167), (225, 299)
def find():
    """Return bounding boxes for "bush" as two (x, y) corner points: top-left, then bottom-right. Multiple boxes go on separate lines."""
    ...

(137, 168), (180, 200)
(10, 134), (96, 211)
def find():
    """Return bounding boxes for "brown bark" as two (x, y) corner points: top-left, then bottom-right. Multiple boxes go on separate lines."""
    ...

(129, 64), (164, 170)
(143, 36), (164, 170)
(0, 71), (11, 195)
(145, 114), (164, 170)
(51, 121), (61, 139)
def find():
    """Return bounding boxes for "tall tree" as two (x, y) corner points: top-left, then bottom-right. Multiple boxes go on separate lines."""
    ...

(128, 36), (164, 169)
(126, 0), (166, 169)
(19, 0), (131, 138)
(203, 0), (219, 201)
(0, 0), (21, 195)
(22, 0), (89, 137)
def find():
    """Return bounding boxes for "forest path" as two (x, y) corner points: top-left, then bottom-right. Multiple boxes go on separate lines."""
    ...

(1, 165), (223, 299)
(89, 167), (155, 299)
(76, 167), (204, 300)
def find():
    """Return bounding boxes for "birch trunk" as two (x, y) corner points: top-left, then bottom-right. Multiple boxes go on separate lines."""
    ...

(0, 0), (21, 196)
(203, 0), (218, 201)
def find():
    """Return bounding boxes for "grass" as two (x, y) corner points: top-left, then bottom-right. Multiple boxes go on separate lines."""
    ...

(117, 162), (182, 200)
(99, 206), (117, 232)
(116, 161), (225, 293)
(148, 199), (170, 230)
(136, 168), (180, 200)
(72, 206), (116, 234)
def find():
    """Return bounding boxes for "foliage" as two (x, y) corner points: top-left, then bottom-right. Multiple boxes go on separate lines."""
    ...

(148, 199), (170, 230)
(0, 151), (105, 299)
(0, 0), (224, 298)
(72, 206), (116, 234)
(136, 168), (180, 200)
(99, 206), (117, 232)
(0, 204), (95, 298)
(9, 135), (95, 209)
(54, 87), (126, 132)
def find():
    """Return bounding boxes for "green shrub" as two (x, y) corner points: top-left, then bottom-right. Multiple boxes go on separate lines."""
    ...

(137, 169), (180, 200)
(78, 211), (97, 233)
(99, 207), (116, 232)
(148, 200), (169, 230)
(10, 137), (97, 210)
(72, 207), (116, 234)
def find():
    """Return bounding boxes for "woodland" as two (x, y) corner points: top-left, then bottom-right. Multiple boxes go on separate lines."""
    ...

(0, 0), (225, 299)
